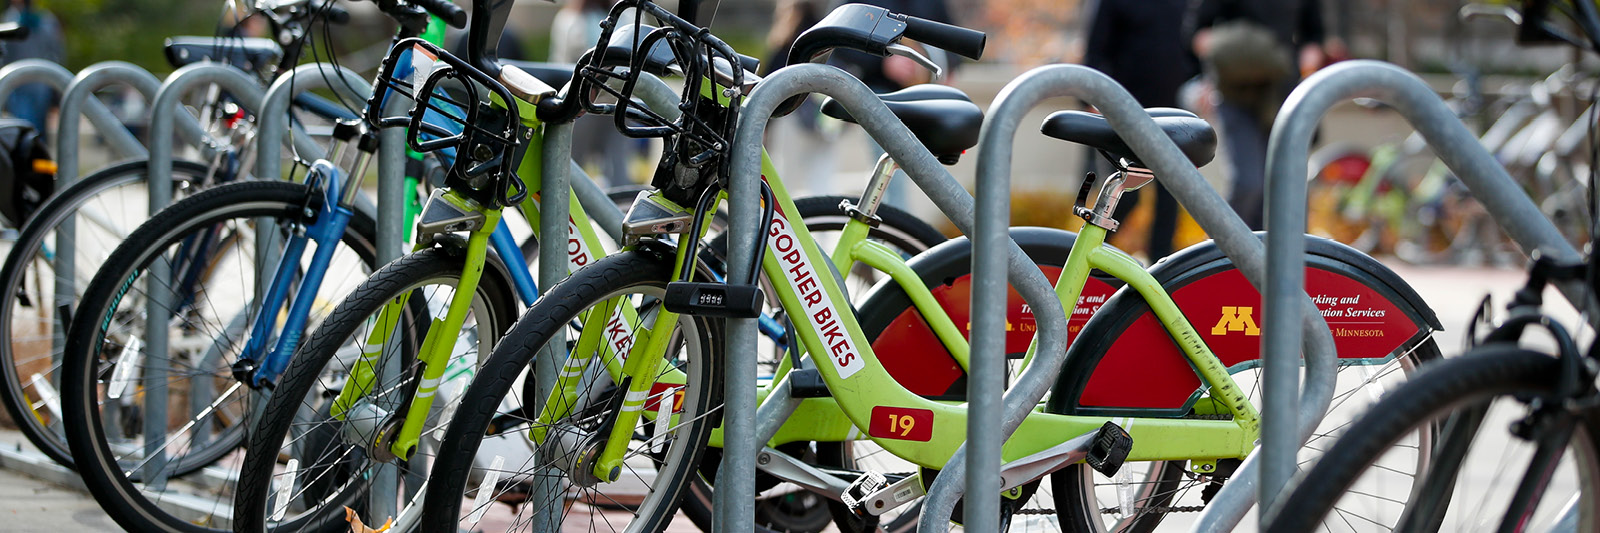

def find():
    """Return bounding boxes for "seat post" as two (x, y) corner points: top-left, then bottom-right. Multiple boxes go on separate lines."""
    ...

(843, 153), (898, 224)
(1079, 162), (1156, 231)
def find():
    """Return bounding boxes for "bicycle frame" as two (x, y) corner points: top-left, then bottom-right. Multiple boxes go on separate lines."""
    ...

(549, 163), (1262, 484)
(236, 13), (473, 385)
(324, 96), (624, 460)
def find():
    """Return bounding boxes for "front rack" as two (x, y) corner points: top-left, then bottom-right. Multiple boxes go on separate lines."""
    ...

(364, 37), (526, 209)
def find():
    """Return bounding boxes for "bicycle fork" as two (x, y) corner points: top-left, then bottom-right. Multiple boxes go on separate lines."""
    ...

(238, 125), (375, 388)
(327, 191), (504, 462)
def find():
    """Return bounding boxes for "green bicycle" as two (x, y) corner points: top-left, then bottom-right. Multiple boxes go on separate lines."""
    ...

(224, 3), (946, 532)
(414, 2), (1447, 532)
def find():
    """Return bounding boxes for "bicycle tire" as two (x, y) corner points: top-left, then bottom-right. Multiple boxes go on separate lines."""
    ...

(0, 158), (218, 468)
(1265, 345), (1600, 533)
(420, 249), (723, 533)
(233, 246), (519, 532)
(61, 180), (379, 533)
(1051, 333), (1443, 532)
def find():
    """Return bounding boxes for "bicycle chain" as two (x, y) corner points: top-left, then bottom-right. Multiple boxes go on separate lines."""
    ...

(1097, 505), (1208, 514)
(1184, 414), (1233, 420)
(1011, 505), (1209, 516)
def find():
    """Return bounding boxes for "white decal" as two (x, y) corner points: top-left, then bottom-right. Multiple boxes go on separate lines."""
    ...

(767, 212), (864, 379)
(602, 304), (634, 362)
(566, 218), (593, 272)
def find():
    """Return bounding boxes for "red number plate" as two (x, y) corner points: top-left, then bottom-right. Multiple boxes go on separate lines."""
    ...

(869, 406), (934, 442)
(645, 383), (685, 414)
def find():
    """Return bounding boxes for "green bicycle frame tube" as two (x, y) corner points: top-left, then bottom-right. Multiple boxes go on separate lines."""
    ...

(749, 170), (1255, 466)
(390, 210), (501, 458)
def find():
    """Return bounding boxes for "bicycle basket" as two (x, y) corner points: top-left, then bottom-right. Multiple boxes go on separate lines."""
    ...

(365, 38), (527, 209)
(569, 0), (750, 206)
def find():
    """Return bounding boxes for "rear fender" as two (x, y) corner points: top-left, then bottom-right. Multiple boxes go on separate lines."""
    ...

(856, 227), (1125, 400)
(1046, 233), (1440, 417)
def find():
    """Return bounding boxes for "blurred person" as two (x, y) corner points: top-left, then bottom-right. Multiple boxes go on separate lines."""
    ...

(1082, 0), (1198, 259)
(763, 0), (839, 197)
(0, 0), (61, 135)
(1185, 0), (1324, 229)
(551, 0), (634, 187)
(827, 0), (957, 209)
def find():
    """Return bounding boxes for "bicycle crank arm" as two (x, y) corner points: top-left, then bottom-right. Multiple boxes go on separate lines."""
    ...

(859, 472), (924, 516)
(755, 447), (859, 501)
(998, 421), (1132, 492)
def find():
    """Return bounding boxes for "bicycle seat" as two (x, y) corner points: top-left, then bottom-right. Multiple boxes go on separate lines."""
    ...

(1041, 107), (1216, 168)
(819, 84), (983, 165)
(501, 60), (576, 89)
(164, 36), (283, 72)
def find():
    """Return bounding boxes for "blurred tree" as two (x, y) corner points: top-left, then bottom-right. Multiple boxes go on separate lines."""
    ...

(44, 0), (222, 72)
(982, 0), (1078, 66)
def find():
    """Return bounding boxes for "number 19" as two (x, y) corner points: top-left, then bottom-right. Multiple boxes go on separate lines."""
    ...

(887, 414), (915, 438)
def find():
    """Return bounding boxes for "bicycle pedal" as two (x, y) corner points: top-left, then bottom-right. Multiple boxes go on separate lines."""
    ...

(663, 282), (762, 318)
(789, 368), (831, 398)
(1086, 421), (1133, 477)
(840, 471), (888, 513)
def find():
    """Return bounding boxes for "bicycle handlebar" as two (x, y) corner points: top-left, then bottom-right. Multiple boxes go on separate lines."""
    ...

(785, 4), (985, 67)
(0, 23), (28, 42)
(899, 14), (985, 60)
(316, 0), (352, 24)
(410, 0), (467, 29)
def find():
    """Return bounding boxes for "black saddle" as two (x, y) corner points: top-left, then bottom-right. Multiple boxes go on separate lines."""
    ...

(1041, 107), (1216, 168)
(164, 37), (282, 72)
(502, 60), (576, 90)
(821, 84), (982, 165)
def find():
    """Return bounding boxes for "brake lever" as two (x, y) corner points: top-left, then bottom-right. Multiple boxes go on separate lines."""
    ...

(887, 43), (944, 83)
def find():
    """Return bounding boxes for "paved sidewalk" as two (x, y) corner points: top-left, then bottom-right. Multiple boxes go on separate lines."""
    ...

(0, 468), (120, 531)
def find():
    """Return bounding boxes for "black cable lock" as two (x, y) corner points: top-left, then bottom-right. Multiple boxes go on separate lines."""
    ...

(662, 181), (774, 318)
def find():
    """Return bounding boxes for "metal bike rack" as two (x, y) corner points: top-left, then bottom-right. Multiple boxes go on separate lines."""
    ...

(141, 62), (267, 491)
(58, 61), (218, 186)
(1212, 59), (1595, 531)
(255, 63), (371, 186)
(725, 62), (1084, 532)
(51, 61), (218, 359)
(0, 59), (145, 158)
(955, 64), (1335, 532)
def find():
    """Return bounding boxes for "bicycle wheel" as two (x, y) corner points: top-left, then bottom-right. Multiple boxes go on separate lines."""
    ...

(1266, 345), (1600, 533)
(233, 246), (519, 532)
(61, 180), (378, 532)
(0, 158), (222, 467)
(1051, 337), (1443, 531)
(420, 249), (723, 532)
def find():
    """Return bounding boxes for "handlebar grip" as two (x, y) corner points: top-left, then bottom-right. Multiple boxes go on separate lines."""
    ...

(0, 23), (29, 42)
(412, 0), (467, 28)
(898, 15), (984, 60)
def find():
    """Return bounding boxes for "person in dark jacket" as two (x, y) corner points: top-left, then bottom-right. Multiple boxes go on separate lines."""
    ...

(1185, 0), (1324, 229)
(0, 0), (61, 134)
(1082, 0), (1198, 259)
